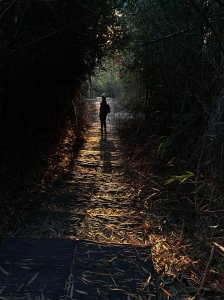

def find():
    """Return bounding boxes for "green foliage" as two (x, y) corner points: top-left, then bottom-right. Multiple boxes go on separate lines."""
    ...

(92, 58), (123, 98)
(111, 0), (224, 166)
(164, 171), (195, 185)
(91, 52), (138, 101)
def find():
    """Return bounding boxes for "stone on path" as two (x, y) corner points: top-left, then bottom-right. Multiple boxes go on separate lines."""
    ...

(0, 98), (157, 299)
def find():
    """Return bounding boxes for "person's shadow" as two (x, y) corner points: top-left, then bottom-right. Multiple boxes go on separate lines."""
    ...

(100, 131), (114, 174)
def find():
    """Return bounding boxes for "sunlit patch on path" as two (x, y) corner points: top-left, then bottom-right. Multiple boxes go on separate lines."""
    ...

(0, 99), (157, 299)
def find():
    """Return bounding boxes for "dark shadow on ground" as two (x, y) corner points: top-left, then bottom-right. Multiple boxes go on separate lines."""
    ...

(0, 238), (157, 299)
(100, 131), (115, 174)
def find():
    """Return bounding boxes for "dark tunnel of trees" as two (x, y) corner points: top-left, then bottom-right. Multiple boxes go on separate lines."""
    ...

(1, 0), (224, 233)
(0, 0), (124, 226)
(1, 1), (224, 297)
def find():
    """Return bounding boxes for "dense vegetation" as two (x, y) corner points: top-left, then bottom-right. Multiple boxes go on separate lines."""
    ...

(94, 0), (224, 179)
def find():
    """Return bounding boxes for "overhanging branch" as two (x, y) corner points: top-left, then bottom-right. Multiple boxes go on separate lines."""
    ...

(142, 28), (196, 46)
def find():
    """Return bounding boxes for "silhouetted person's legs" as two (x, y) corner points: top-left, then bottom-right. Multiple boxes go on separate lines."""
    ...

(104, 120), (106, 131)
(100, 116), (106, 132)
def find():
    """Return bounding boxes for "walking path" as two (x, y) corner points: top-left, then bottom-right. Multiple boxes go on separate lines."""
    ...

(0, 99), (157, 299)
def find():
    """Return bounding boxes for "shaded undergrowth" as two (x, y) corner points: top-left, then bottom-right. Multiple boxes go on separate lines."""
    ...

(0, 97), (91, 238)
(117, 117), (224, 300)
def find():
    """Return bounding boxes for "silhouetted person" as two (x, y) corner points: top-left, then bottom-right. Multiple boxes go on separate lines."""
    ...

(99, 93), (110, 132)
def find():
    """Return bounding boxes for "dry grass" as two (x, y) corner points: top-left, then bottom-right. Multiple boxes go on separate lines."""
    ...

(118, 122), (224, 300)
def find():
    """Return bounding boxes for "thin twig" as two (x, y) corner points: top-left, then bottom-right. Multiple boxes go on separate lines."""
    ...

(0, 0), (17, 20)
(142, 28), (196, 46)
(196, 245), (215, 295)
(178, 220), (185, 246)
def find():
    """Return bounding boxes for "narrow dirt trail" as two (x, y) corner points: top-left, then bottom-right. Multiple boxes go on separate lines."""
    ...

(72, 98), (147, 244)
(0, 99), (157, 299)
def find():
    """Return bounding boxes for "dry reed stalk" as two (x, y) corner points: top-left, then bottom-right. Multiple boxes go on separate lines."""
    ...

(197, 90), (224, 180)
(178, 220), (185, 247)
(213, 242), (224, 256)
(194, 245), (215, 298)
